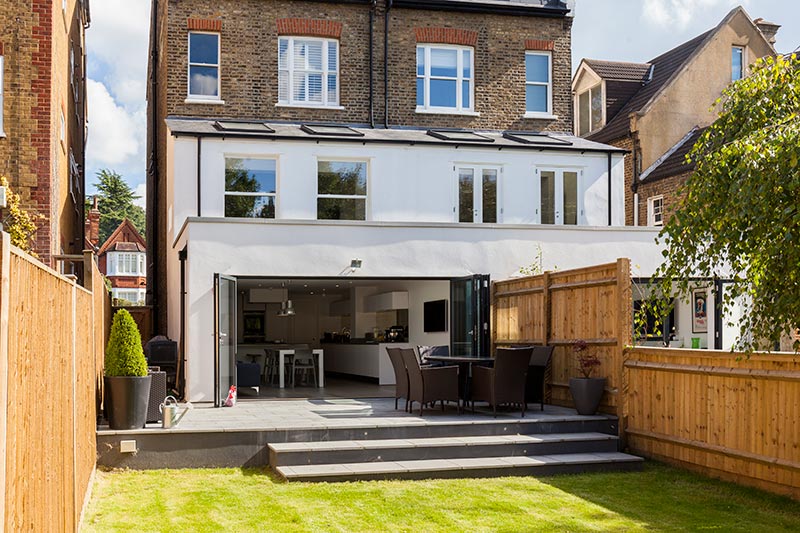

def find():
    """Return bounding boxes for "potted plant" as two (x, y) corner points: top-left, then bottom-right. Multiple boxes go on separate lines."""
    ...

(568, 340), (605, 415)
(104, 309), (151, 430)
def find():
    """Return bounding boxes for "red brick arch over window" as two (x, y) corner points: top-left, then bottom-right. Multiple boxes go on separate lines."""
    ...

(414, 28), (478, 47)
(525, 39), (555, 51)
(276, 18), (343, 39)
(187, 18), (222, 32)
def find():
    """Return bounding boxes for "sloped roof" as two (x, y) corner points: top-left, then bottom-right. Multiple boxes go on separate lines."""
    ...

(97, 219), (146, 257)
(640, 127), (706, 182)
(587, 29), (713, 143)
(583, 59), (651, 82)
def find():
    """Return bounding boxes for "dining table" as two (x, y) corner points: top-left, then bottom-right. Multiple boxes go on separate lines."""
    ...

(425, 355), (494, 405)
(261, 346), (325, 389)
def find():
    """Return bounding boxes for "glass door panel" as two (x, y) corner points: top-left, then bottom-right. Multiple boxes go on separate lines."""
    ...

(563, 171), (578, 225)
(214, 274), (237, 407)
(482, 169), (497, 223)
(450, 276), (475, 356)
(540, 171), (555, 224)
(458, 168), (475, 223)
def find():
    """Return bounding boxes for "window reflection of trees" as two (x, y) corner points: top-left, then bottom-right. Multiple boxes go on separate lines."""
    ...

(224, 159), (275, 218)
(317, 162), (366, 220)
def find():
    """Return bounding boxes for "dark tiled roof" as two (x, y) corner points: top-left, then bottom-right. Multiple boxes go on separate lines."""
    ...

(165, 118), (627, 153)
(587, 30), (714, 144)
(604, 80), (645, 124)
(112, 242), (147, 253)
(640, 127), (706, 182)
(583, 59), (651, 82)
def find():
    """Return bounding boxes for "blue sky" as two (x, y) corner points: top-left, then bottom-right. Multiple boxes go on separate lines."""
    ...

(84, 0), (800, 209)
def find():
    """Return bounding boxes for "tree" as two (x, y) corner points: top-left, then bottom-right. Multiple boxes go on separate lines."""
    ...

(0, 176), (42, 255)
(651, 54), (800, 352)
(92, 170), (146, 243)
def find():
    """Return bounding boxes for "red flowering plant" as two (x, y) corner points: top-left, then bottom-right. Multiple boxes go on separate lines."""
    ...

(572, 340), (602, 379)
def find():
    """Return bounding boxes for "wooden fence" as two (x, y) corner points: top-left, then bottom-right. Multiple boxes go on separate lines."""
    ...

(493, 258), (632, 415)
(624, 346), (800, 499)
(0, 233), (111, 531)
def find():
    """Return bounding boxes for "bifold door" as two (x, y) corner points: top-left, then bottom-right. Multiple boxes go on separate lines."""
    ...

(450, 275), (491, 356)
(214, 274), (237, 407)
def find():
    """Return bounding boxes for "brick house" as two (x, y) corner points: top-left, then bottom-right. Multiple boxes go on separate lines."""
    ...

(571, 6), (778, 227)
(0, 0), (90, 270)
(146, 0), (672, 403)
(97, 218), (147, 305)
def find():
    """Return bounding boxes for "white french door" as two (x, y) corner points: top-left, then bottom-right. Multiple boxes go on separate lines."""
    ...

(538, 168), (580, 225)
(456, 165), (501, 223)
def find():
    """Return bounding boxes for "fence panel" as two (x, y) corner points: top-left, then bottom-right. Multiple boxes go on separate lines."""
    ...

(624, 346), (800, 499)
(493, 258), (631, 414)
(0, 235), (110, 530)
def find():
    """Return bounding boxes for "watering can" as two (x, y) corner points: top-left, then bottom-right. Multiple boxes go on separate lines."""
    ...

(159, 396), (189, 429)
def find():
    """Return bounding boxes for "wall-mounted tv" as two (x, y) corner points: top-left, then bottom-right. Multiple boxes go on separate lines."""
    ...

(423, 299), (448, 332)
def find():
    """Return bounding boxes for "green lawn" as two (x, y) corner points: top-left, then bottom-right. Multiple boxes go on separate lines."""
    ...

(82, 463), (800, 532)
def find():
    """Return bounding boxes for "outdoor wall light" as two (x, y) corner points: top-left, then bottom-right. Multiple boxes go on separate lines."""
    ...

(350, 259), (363, 271)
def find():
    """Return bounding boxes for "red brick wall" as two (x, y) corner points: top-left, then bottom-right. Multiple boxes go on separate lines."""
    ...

(636, 171), (690, 227)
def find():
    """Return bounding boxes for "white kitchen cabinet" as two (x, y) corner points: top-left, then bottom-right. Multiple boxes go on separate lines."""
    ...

(364, 291), (409, 312)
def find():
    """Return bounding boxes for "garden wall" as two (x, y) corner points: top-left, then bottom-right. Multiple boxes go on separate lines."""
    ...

(624, 346), (800, 499)
(492, 258), (632, 415)
(0, 233), (110, 530)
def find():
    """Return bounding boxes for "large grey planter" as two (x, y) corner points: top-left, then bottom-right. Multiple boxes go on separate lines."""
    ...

(569, 377), (606, 415)
(104, 375), (152, 430)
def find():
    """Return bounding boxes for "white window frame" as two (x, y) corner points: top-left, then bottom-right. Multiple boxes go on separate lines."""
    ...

(731, 46), (745, 82)
(224, 156), (279, 219)
(576, 83), (604, 136)
(524, 51), (554, 119)
(187, 31), (222, 103)
(453, 164), (503, 224)
(278, 36), (340, 108)
(536, 166), (584, 225)
(0, 55), (4, 136)
(316, 158), (369, 221)
(109, 252), (145, 276)
(648, 195), (664, 226)
(416, 44), (475, 116)
(112, 288), (145, 305)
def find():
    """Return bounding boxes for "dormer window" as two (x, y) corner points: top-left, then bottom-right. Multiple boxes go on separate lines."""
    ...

(577, 84), (603, 136)
(416, 44), (474, 114)
(278, 37), (339, 107)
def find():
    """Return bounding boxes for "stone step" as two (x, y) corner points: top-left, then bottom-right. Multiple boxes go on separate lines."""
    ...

(269, 432), (619, 466)
(275, 452), (644, 482)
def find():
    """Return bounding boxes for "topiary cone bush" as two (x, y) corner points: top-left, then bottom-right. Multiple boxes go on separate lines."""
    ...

(105, 309), (148, 377)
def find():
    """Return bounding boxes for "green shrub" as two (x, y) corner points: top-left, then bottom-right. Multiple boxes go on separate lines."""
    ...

(105, 309), (148, 377)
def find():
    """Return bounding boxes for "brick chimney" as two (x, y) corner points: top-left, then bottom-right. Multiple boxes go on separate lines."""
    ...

(85, 196), (101, 248)
(753, 18), (780, 46)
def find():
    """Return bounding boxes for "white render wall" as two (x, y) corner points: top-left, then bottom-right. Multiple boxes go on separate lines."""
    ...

(173, 219), (663, 402)
(166, 133), (626, 246)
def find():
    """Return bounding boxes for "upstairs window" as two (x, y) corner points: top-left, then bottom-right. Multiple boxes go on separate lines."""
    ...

(278, 37), (339, 107)
(648, 196), (664, 226)
(416, 45), (473, 114)
(109, 252), (146, 276)
(317, 160), (367, 220)
(188, 32), (220, 100)
(525, 51), (552, 117)
(225, 158), (277, 218)
(577, 84), (603, 136)
(732, 46), (744, 81)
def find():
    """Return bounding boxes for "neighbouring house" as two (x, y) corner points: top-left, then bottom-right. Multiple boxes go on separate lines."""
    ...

(146, 0), (681, 404)
(97, 218), (147, 305)
(0, 0), (90, 271)
(572, 6), (778, 227)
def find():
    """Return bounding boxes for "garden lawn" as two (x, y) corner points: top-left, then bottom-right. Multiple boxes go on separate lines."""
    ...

(82, 462), (800, 532)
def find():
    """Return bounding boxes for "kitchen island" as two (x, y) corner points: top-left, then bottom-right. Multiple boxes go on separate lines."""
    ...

(322, 342), (411, 385)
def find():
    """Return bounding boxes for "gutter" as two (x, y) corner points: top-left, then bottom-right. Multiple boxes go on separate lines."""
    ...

(392, 0), (569, 17)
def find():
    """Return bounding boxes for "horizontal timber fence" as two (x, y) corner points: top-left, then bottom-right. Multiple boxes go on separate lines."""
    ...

(0, 233), (111, 530)
(624, 346), (800, 499)
(492, 258), (632, 416)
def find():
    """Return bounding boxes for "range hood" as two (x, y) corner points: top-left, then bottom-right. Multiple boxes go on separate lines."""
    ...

(277, 300), (295, 317)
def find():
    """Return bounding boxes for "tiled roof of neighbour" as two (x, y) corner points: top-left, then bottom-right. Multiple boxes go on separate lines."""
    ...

(640, 127), (706, 182)
(395, 0), (572, 14)
(587, 30), (714, 144)
(110, 242), (147, 253)
(164, 118), (627, 153)
(583, 59), (651, 82)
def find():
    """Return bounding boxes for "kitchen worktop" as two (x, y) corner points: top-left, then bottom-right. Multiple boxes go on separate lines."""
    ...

(323, 343), (411, 385)
(321, 338), (408, 345)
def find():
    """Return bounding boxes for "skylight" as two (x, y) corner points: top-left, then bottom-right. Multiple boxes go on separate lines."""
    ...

(426, 129), (495, 143)
(503, 132), (572, 146)
(300, 124), (365, 137)
(214, 121), (275, 133)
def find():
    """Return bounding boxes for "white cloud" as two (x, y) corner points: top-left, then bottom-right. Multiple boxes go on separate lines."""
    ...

(642, 0), (747, 30)
(86, 79), (141, 166)
(133, 183), (147, 210)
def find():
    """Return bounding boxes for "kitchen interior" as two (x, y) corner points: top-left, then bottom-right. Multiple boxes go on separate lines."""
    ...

(235, 277), (451, 398)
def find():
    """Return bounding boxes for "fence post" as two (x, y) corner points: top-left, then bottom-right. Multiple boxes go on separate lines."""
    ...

(0, 233), (10, 529)
(615, 258), (632, 445)
(83, 250), (94, 289)
(542, 271), (552, 404)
